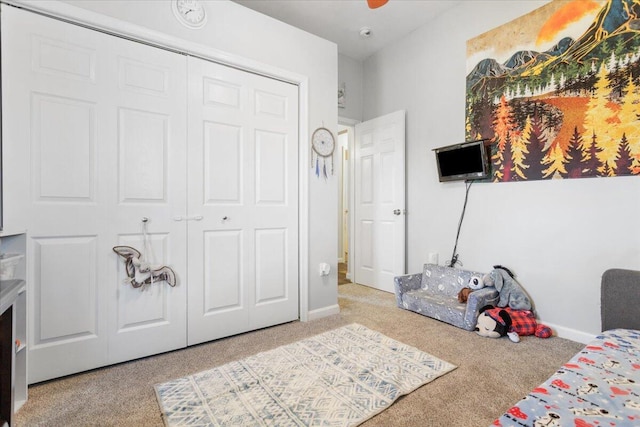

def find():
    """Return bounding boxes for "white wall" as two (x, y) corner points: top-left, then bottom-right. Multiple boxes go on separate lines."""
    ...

(338, 54), (364, 122)
(363, 0), (640, 342)
(49, 0), (339, 314)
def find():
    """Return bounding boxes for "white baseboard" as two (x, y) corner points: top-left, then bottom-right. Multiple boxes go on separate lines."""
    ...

(544, 321), (596, 344)
(305, 304), (340, 321)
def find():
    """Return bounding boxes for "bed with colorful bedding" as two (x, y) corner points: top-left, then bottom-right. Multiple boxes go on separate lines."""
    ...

(493, 268), (640, 427)
(493, 328), (640, 426)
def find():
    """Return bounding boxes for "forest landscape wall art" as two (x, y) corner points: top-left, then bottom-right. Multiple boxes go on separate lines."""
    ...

(466, 0), (640, 182)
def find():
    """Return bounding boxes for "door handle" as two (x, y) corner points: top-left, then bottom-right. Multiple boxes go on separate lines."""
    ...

(393, 209), (401, 215)
(173, 215), (203, 221)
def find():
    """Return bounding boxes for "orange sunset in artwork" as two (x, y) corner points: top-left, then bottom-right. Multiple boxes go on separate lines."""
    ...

(466, 0), (640, 182)
(536, 1), (601, 45)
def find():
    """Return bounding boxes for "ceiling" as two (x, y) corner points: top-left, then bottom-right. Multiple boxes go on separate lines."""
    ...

(231, 0), (463, 61)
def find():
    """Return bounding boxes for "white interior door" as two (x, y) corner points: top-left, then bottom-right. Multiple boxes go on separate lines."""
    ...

(2, 6), (187, 382)
(186, 57), (299, 345)
(354, 111), (406, 293)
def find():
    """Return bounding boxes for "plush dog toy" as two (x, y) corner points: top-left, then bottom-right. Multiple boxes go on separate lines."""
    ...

(457, 288), (473, 303)
(483, 265), (532, 311)
(475, 305), (552, 342)
(457, 275), (485, 303)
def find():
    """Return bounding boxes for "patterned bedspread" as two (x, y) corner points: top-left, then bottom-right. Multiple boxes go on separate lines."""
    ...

(493, 329), (640, 427)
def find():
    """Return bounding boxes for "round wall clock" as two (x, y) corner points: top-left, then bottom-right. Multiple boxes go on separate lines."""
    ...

(172, 0), (207, 29)
(311, 127), (335, 178)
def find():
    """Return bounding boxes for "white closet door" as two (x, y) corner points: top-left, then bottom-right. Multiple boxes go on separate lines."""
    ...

(186, 57), (299, 345)
(1, 6), (187, 382)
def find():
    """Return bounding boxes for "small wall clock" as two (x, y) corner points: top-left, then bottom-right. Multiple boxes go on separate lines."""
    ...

(172, 0), (207, 29)
(311, 127), (335, 179)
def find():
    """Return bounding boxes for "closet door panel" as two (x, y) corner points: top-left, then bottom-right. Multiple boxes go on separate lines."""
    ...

(203, 230), (243, 311)
(187, 58), (299, 345)
(248, 76), (299, 331)
(2, 7), (111, 382)
(203, 122), (243, 203)
(118, 108), (169, 202)
(28, 234), (104, 381)
(32, 94), (96, 201)
(32, 236), (99, 343)
(31, 35), (97, 82)
(255, 228), (287, 303)
(105, 31), (187, 366)
(255, 130), (287, 204)
(115, 233), (172, 330)
(1, 6), (187, 381)
(187, 59), (248, 344)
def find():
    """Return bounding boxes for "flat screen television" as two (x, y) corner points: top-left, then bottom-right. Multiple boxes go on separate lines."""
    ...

(434, 139), (490, 182)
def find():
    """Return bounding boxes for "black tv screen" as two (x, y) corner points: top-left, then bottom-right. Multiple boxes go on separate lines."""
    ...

(434, 140), (489, 182)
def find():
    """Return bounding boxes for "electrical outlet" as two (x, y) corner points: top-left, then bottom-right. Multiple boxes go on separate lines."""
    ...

(319, 263), (331, 276)
(428, 252), (439, 265)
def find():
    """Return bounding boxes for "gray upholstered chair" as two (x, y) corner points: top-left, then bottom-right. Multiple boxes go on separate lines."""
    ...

(601, 268), (640, 332)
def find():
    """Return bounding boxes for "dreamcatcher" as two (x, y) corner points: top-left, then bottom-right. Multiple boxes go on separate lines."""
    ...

(311, 126), (336, 179)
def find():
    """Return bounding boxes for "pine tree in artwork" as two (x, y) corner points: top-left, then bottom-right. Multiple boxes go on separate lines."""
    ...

(565, 126), (585, 178)
(542, 144), (568, 179)
(511, 116), (531, 180)
(491, 94), (517, 180)
(601, 160), (613, 177)
(523, 114), (547, 180)
(502, 133), (515, 182)
(583, 63), (617, 173)
(617, 75), (640, 168)
(615, 133), (633, 176)
(581, 131), (602, 177)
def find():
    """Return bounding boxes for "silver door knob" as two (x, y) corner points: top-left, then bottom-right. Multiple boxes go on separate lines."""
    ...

(393, 209), (401, 215)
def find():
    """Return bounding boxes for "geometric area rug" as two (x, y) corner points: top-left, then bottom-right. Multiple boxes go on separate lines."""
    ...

(155, 323), (456, 426)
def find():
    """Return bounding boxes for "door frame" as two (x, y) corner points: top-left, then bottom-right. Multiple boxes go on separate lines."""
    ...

(6, 0), (312, 321)
(338, 117), (359, 282)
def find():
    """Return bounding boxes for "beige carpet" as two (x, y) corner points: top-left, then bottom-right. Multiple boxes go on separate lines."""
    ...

(15, 283), (584, 427)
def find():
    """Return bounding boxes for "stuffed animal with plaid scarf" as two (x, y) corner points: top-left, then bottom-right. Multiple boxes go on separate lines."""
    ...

(476, 305), (552, 343)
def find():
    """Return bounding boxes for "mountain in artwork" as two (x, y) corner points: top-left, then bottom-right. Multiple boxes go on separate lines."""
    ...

(468, 0), (640, 95)
(467, 37), (574, 92)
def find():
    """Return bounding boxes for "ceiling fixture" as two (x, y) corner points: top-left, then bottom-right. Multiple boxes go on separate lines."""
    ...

(359, 27), (372, 38)
(367, 0), (389, 9)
